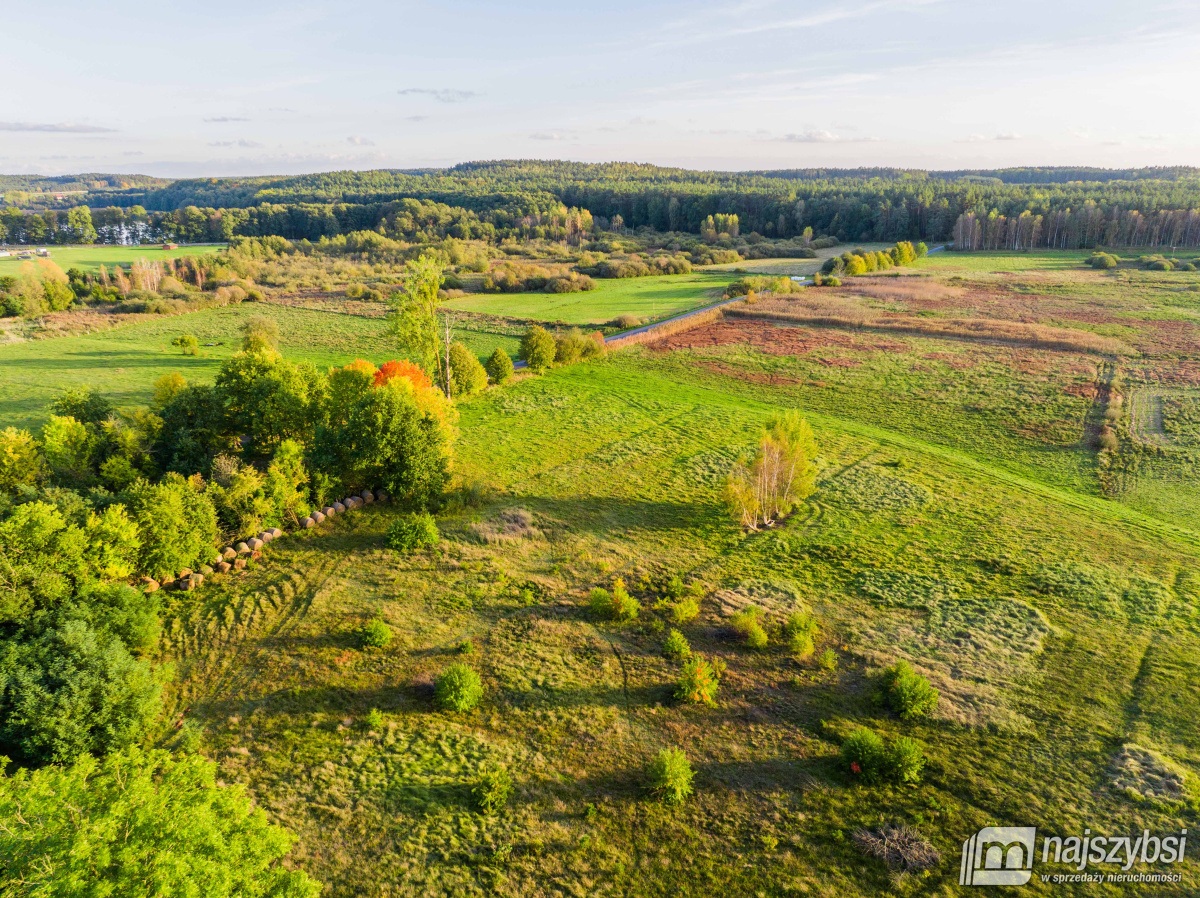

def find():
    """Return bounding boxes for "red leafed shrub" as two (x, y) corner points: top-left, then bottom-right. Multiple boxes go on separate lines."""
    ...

(375, 359), (432, 390)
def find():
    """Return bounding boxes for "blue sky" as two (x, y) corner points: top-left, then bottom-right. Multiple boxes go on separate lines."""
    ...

(4, 0), (1199, 176)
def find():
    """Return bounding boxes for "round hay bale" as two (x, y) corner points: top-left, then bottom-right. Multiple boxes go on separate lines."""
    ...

(322, 506), (336, 517)
(311, 511), (325, 524)
(235, 542), (251, 555)
(250, 550), (262, 561)
(268, 528), (283, 539)
(346, 497), (361, 509)
(301, 517), (315, 529)
(222, 547), (237, 561)
(142, 579), (159, 594)
(333, 502), (346, 514)
(233, 557), (247, 570)
(248, 537), (263, 551)
(376, 489), (389, 502)
(216, 561), (232, 574)
(259, 531), (273, 543)
(361, 490), (374, 503)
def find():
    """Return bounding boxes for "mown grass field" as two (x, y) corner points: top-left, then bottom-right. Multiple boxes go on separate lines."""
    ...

(0, 304), (519, 432)
(10, 248), (1200, 895)
(439, 271), (737, 325)
(0, 243), (224, 273)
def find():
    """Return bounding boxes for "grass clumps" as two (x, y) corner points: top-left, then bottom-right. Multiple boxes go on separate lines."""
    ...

(358, 618), (393, 649)
(588, 578), (640, 621)
(879, 660), (938, 719)
(473, 765), (513, 814)
(675, 654), (725, 707)
(663, 628), (691, 660)
(784, 611), (818, 658)
(434, 663), (483, 712)
(648, 749), (694, 805)
(387, 512), (439, 553)
(729, 605), (768, 648)
(841, 728), (926, 785)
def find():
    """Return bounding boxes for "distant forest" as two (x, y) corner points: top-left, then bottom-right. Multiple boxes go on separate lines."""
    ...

(6, 161), (1200, 249)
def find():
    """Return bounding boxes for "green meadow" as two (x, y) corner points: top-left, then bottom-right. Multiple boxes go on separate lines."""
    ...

(7, 248), (1200, 895)
(440, 271), (738, 324)
(0, 243), (225, 273)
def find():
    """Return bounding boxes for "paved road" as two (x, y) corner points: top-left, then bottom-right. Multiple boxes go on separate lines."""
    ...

(512, 246), (947, 367)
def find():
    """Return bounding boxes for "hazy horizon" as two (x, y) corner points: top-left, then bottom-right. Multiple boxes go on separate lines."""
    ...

(5, 0), (1199, 178)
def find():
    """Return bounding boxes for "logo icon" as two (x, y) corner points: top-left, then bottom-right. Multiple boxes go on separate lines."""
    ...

(960, 827), (1037, 886)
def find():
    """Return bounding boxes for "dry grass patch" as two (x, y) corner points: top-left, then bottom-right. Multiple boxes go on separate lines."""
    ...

(1110, 744), (1188, 803)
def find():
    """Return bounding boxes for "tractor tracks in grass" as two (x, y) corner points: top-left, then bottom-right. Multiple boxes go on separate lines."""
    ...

(1129, 388), (1171, 448)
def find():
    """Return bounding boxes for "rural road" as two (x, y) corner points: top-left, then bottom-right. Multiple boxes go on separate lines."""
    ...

(511, 244), (947, 368)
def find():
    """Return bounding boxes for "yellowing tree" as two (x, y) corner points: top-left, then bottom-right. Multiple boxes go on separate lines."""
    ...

(725, 412), (817, 530)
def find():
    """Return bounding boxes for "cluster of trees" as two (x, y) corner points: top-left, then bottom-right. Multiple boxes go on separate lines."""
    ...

(725, 412), (818, 530)
(13, 162), (1200, 249)
(952, 206), (1200, 251)
(820, 240), (927, 277)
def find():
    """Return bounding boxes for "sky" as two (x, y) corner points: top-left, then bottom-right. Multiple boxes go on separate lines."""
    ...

(3, 0), (1200, 177)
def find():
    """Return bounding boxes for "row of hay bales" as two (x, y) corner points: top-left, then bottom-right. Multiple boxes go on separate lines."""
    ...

(139, 489), (387, 595)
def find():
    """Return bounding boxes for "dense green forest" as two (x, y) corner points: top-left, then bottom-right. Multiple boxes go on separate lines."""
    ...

(7, 162), (1200, 248)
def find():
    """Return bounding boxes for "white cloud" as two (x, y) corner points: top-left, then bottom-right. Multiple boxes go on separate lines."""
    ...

(203, 116), (250, 123)
(208, 138), (264, 148)
(0, 121), (114, 133)
(398, 88), (479, 103)
(347, 135), (375, 146)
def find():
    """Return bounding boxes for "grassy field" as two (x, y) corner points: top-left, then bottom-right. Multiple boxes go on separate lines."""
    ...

(9, 248), (1200, 895)
(0, 243), (225, 273)
(0, 304), (519, 432)
(439, 271), (737, 325)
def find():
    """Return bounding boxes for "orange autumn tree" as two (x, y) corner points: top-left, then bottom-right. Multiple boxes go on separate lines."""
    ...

(375, 359), (432, 391)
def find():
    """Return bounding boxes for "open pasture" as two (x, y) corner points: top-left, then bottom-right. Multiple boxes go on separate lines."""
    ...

(0, 242), (224, 273)
(439, 271), (737, 325)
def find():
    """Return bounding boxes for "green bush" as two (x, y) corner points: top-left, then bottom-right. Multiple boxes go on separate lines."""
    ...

(358, 618), (393, 649)
(648, 749), (694, 805)
(841, 728), (888, 784)
(785, 611), (818, 658)
(675, 654), (725, 707)
(879, 660), (938, 719)
(819, 648), (838, 672)
(485, 347), (513, 385)
(888, 736), (926, 784)
(172, 334), (199, 355)
(671, 596), (700, 624)
(842, 728), (926, 785)
(519, 325), (557, 373)
(588, 587), (613, 617)
(0, 746), (320, 898)
(473, 765), (513, 814)
(663, 628), (691, 660)
(729, 605), (768, 649)
(387, 512), (439, 553)
(363, 707), (385, 729)
(445, 341), (488, 397)
(611, 578), (640, 621)
(434, 662), (483, 712)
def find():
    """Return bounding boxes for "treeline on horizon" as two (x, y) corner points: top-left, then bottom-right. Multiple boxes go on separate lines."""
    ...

(7, 161), (1200, 249)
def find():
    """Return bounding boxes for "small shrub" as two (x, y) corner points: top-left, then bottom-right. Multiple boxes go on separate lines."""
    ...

(663, 628), (691, 660)
(729, 605), (768, 649)
(434, 663), (483, 712)
(785, 611), (818, 658)
(485, 347), (513, 385)
(648, 749), (694, 805)
(671, 596), (700, 624)
(171, 334), (199, 355)
(363, 708), (385, 729)
(879, 660), (938, 719)
(519, 325), (557, 373)
(819, 648), (838, 672)
(359, 618), (393, 649)
(611, 578), (640, 621)
(842, 728), (888, 783)
(588, 587), (613, 618)
(611, 314), (644, 329)
(888, 736), (926, 784)
(473, 765), (513, 814)
(387, 512), (439, 553)
(457, 639), (474, 655)
(675, 654), (725, 707)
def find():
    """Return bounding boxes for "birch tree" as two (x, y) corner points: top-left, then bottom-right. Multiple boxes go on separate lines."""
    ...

(725, 412), (817, 530)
